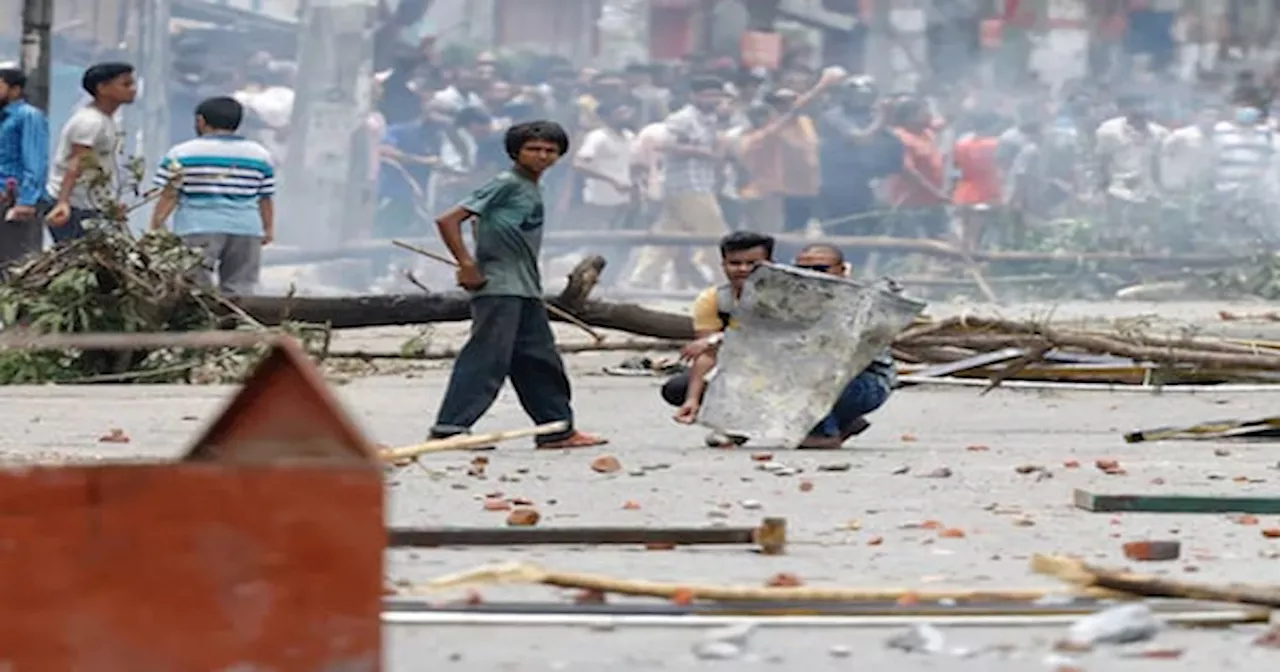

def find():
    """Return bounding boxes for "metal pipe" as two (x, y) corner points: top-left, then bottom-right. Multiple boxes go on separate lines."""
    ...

(381, 608), (1265, 628)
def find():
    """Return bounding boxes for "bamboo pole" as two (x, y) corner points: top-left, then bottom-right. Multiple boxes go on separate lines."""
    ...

(381, 421), (569, 461)
(409, 561), (1121, 603)
(1033, 554), (1280, 608)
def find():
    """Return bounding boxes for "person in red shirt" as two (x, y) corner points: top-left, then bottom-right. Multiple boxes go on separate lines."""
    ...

(887, 97), (948, 238)
(951, 112), (1004, 250)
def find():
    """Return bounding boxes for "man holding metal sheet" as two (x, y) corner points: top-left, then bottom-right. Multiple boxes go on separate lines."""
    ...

(660, 233), (896, 449)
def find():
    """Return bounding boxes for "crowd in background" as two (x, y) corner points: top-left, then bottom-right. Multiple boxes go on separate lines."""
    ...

(9, 17), (1280, 293)
(360, 39), (1280, 291)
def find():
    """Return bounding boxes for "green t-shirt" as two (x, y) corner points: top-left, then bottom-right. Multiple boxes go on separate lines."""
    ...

(459, 170), (544, 298)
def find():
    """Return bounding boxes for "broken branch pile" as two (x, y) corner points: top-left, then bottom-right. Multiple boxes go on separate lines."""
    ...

(0, 229), (306, 383)
(893, 316), (1280, 387)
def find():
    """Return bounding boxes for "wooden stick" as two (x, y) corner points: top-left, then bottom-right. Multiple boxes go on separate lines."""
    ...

(381, 421), (569, 461)
(392, 239), (605, 343)
(329, 339), (685, 360)
(1032, 554), (1280, 607)
(0, 330), (282, 351)
(411, 561), (1120, 603)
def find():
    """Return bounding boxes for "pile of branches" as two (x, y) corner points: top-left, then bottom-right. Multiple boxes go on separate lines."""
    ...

(892, 315), (1280, 385)
(0, 228), (290, 384)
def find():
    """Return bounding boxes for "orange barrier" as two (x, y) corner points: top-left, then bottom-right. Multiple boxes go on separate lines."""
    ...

(0, 339), (384, 670)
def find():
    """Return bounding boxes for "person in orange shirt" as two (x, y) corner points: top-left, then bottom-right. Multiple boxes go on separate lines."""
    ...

(887, 97), (949, 239)
(950, 112), (1004, 250)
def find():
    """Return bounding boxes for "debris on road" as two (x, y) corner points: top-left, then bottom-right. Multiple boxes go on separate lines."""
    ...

(885, 623), (946, 654)
(1122, 540), (1181, 562)
(1062, 603), (1161, 649)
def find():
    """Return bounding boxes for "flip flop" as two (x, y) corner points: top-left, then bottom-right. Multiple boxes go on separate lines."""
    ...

(536, 431), (609, 450)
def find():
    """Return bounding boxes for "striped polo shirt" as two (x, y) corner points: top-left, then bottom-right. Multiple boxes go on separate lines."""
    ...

(1210, 120), (1276, 192)
(153, 134), (275, 237)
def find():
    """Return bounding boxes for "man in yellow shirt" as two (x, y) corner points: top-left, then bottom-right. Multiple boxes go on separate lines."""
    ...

(660, 231), (773, 446)
(660, 238), (894, 449)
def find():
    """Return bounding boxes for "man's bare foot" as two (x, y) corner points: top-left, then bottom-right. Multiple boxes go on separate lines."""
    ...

(536, 431), (609, 450)
(673, 403), (700, 424)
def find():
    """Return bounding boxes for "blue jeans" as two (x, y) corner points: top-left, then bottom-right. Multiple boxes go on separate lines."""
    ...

(811, 370), (891, 438)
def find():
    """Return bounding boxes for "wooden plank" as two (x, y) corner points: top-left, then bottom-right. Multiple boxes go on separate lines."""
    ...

(1074, 489), (1280, 514)
(1124, 415), (1280, 443)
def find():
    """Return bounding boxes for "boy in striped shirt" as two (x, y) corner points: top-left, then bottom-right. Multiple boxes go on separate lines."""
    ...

(148, 96), (275, 295)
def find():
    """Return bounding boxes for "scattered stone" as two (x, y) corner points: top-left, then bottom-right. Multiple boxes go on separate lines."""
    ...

(817, 462), (852, 472)
(622, 500), (642, 510)
(1014, 464), (1044, 474)
(1122, 648), (1184, 659)
(885, 623), (945, 654)
(627, 470), (646, 477)
(573, 589), (607, 604)
(938, 528), (966, 539)
(692, 623), (755, 661)
(740, 499), (763, 510)
(828, 645), (852, 658)
(900, 433), (918, 442)
(1122, 540), (1181, 562)
(799, 480), (814, 492)
(482, 498), (511, 511)
(505, 508), (540, 526)
(750, 452), (774, 462)
(759, 462), (787, 473)
(1254, 625), (1280, 648)
(707, 510), (729, 519)
(1063, 460), (1080, 469)
(765, 572), (803, 587)
(966, 444), (990, 452)
(590, 455), (622, 473)
(1234, 514), (1260, 526)
(1063, 603), (1160, 649)
(867, 536), (884, 546)
(98, 428), (130, 444)
(1214, 448), (1231, 457)
(891, 465), (910, 475)
(774, 467), (800, 477)
(645, 541), (677, 551)
(1262, 528), (1280, 539)
(509, 497), (534, 506)
(1013, 516), (1036, 527)
(920, 467), (953, 479)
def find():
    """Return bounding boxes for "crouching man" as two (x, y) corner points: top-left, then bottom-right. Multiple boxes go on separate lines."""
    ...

(660, 238), (893, 449)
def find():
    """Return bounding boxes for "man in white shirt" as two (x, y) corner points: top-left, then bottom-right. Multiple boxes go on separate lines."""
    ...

(1160, 104), (1217, 193)
(44, 62), (136, 244)
(1095, 93), (1168, 234)
(572, 100), (637, 283)
(573, 100), (636, 227)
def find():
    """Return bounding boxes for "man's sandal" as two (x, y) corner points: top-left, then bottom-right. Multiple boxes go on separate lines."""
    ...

(536, 431), (610, 450)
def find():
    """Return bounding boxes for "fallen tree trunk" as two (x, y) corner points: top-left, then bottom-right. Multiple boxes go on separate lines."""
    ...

(232, 293), (696, 341)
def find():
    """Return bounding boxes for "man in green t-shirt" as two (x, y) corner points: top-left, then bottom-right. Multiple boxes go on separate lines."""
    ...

(429, 120), (608, 449)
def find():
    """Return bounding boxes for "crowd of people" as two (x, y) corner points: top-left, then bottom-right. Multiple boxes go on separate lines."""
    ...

(6, 37), (1280, 296)
(372, 46), (1280, 292)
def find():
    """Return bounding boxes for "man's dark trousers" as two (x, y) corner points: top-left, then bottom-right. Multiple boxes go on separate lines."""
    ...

(430, 296), (575, 444)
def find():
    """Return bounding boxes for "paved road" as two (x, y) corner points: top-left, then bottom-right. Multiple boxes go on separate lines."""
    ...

(5, 300), (1280, 670)
(5, 356), (1279, 669)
